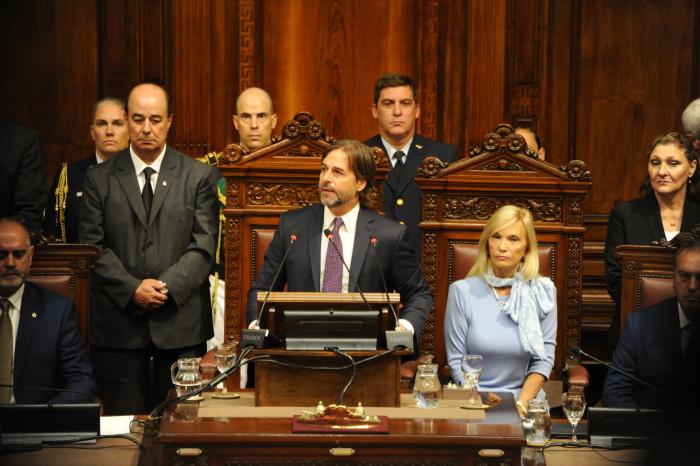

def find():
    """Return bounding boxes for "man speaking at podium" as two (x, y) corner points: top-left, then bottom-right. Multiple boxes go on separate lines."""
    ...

(247, 139), (432, 341)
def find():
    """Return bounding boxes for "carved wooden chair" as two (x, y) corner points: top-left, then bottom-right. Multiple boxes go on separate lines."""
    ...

(216, 112), (390, 388)
(415, 123), (592, 398)
(27, 243), (99, 345)
(616, 244), (675, 333)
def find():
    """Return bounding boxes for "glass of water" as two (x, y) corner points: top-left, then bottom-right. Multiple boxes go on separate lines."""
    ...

(562, 392), (586, 441)
(212, 342), (239, 399)
(460, 354), (483, 408)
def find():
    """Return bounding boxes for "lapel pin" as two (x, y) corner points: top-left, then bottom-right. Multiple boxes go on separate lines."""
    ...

(32, 312), (37, 318)
(76, 191), (83, 197)
(162, 181), (167, 186)
(415, 144), (423, 149)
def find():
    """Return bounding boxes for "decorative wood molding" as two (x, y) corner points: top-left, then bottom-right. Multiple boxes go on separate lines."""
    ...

(443, 197), (562, 222)
(417, 0), (440, 140)
(565, 237), (583, 366)
(226, 217), (242, 342)
(420, 233), (438, 354)
(238, 0), (256, 89)
(247, 183), (318, 207)
(415, 156), (450, 178)
(560, 160), (592, 182)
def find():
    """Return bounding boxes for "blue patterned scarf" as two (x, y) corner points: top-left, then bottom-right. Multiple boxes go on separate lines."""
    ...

(482, 266), (556, 359)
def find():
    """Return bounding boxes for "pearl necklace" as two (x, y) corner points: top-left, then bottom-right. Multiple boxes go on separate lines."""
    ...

(491, 286), (510, 311)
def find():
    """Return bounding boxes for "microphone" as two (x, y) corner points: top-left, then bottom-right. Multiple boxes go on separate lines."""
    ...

(370, 236), (414, 351)
(568, 345), (663, 392)
(323, 228), (372, 313)
(241, 231), (298, 349)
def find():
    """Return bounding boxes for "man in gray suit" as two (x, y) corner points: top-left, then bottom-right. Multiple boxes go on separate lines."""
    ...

(80, 83), (219, 414)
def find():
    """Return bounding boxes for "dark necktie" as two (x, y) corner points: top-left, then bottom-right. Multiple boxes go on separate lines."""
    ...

(142, 167), (155, 218)
(322, 217), (344, 292)
(393, 151), (405, 179)
(0, 298), (12, 404)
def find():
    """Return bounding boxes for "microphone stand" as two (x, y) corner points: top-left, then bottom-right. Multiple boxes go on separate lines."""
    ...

(241, 232), (297, 349)
(370, 236), (414, 351)
(569, 345), (663, 392)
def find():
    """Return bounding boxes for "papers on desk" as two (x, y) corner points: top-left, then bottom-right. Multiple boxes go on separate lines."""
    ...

(100, 415), (135, 435)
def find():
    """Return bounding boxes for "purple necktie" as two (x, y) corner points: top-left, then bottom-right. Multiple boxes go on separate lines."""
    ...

(322, 217), (344, 292)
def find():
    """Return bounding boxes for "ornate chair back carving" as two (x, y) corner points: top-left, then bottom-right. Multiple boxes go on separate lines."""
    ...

(27, 244), (99, 345)
(616, 244), (676, 333)
(415, 124), (592, 377)
(219, 113), (390, 354)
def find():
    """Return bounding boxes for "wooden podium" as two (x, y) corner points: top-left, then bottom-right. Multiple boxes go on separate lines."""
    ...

(253, 291), (407, 407)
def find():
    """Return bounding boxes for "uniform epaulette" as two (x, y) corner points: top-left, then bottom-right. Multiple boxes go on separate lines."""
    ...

(195, 151), (222, 166)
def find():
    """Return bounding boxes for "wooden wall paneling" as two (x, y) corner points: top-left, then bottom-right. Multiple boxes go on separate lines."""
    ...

(436, 1), (469, 155)
(693, 1), (700, 99)
(209, 0), (239, 150)
(575, 0), (697, 219)
(506, 0), (554, 162)
(261, 0), (416, 142)
(168, 0), (212, 157)
(0, 1), (99, 183)
(98, 0), (144, 101)
(465, 0), (508, 149)
(415, 0), (439, 141)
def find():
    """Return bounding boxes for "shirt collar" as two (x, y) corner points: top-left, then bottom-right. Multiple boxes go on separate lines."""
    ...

(678, 301), (692, 329)
(380, 136), (413, 160)
(323, 202), (360, 233)
(129, 144), (167, 175)
(4, 283), (25, 312)
(95, 153), (106, 164)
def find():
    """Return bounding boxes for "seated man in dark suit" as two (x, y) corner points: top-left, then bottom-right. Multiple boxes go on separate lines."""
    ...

(364, 73), (458, 254)
(0, 219), (94, 404)
(602, 237), (700, 409)
(43, 98), (129, 243)
(247, 139), (432, 341)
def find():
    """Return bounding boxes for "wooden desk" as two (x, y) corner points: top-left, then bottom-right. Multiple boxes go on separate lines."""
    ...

(254, 349), (408, 407)
(155, 392), (525, 465)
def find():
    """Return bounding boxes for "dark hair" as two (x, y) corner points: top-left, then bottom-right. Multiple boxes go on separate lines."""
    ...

(92, 97), (126, 121)
(322, 140), (376, 207)
(373, 73), (418, 104)
(126, 82), (173, 116)
(639, 132), (698, 199)
(514, 126), (542, 150)
(674, 237), (700, 269)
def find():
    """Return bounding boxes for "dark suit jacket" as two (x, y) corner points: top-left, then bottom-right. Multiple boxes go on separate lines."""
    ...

(364, 134), (457, 253)
(0, 123), (47, 232)
(80, 147), (219, 350)
(13, 283), (95, 404)
(602, 297), (687, 409)
(247, 204), (433, 336)
(604, 193), (700, 337)
(43, 156), (95, 243)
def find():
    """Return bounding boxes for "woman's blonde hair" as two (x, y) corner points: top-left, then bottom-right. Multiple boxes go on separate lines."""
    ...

(467, 205), (540, 281)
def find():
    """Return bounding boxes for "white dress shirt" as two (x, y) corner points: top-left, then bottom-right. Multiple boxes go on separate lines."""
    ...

(130, 144), (166, 193)
(380, 136), (413, 167)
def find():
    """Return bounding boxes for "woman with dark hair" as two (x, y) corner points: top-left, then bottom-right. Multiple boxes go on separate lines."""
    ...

(605, 132), (700, 341)
(444, 205), (557, 411)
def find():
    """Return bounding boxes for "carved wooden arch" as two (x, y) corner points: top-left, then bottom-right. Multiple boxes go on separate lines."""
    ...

(415, 123), (592, 379)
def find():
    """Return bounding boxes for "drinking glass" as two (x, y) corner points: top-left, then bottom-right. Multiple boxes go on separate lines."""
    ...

(561, 392), (586, 441)
(460, 354), (483, 408)
(212, 342), (239, 399)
